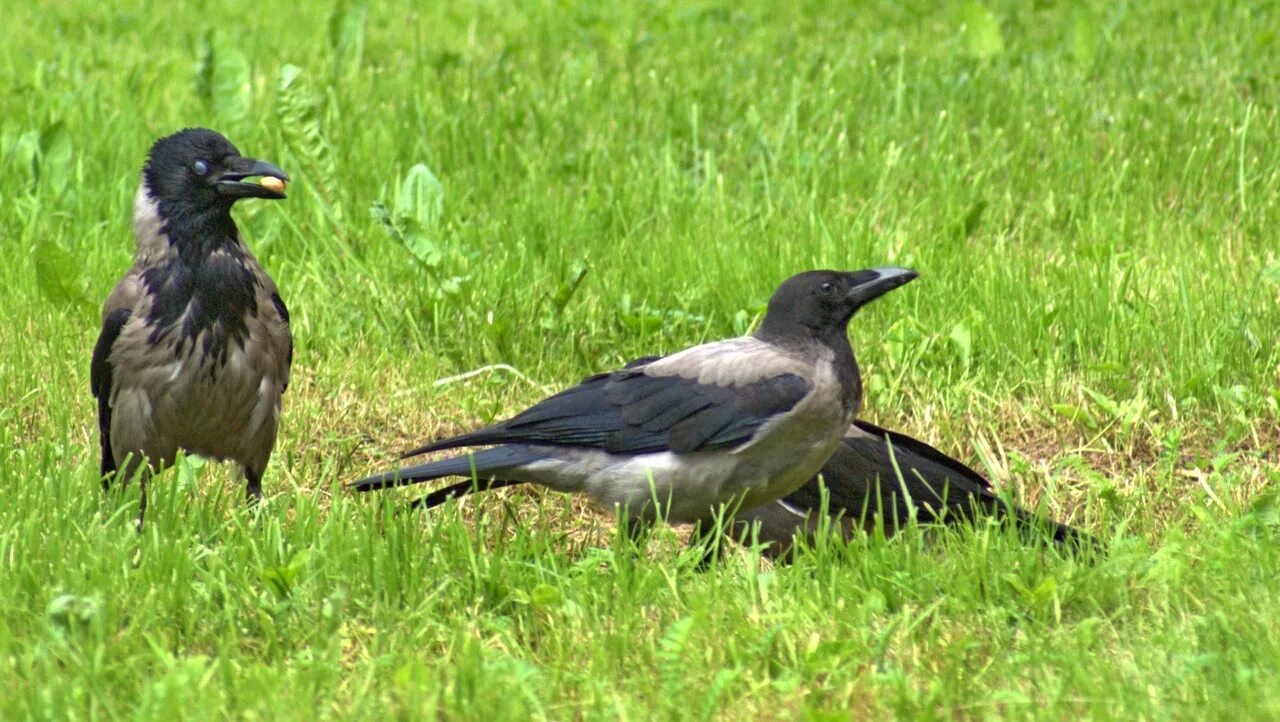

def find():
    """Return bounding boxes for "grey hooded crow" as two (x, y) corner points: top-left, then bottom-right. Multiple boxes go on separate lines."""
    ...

(351, 267), (918, 538)
(406, 404), (1098, 558)
(735, 420), (1100, 558)
(91, 128), (292, 527)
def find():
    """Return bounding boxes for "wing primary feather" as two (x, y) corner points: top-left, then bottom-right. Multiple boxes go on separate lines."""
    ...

(854, 420), (993, 491)
(270, 292), (293, 392)
(621, 383), (708, 426)
(668, 405), (740, 454)
(404, 369), (810, 459)
(91, 308), (131, 477)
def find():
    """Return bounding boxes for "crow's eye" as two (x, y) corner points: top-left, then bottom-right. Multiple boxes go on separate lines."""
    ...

(192, 160), (209, 176)
(817, 282), (835, 296)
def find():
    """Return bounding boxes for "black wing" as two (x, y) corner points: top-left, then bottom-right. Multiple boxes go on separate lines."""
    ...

(91, 308), (131, 477)
(785, 419), (993, 520)
(621, 355), (663, 369)
(402, 367), (811, 458)
(857, 420), (993, 490)
(270, 291), (292, 393)
(784, 420), (1099, 550)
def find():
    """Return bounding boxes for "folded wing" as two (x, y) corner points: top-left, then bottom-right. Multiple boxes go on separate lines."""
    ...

(402, 352), (812, 459)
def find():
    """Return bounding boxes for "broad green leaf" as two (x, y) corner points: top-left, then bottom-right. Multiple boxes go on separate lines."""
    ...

(403, 228), (442, 267)
(393, 164), (446, 266)
(196, 30), (252, 123)
(962, 2), (1005, 59)
(396, 163), (445, 229)
(278, 63), (305, 93)
(329, 0), (369, 79)
(529, 583), (562, 608)
(1068, 3), (1101, 69)
(260, 550), (310, 600)
(46, 594), (100, 631)
(34, 239), (89, 312)
(1084, 387), (1122, 420)
(38, 121), (73, 193)
(277, 64), (342, 220)
(368, 201), (401, 241)
(260, 564), (298, 600)
(1051, 403), (1097, 430)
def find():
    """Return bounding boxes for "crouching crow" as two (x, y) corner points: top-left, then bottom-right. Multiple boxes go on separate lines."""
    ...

(351, 268), (918, 549)
(738, 420), (1101, 558)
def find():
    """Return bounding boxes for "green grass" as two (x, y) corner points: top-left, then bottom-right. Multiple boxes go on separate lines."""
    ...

(3, 0), (1280, 718)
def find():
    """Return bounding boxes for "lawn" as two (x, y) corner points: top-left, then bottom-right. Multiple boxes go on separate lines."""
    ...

(2, 0), (1279, 718)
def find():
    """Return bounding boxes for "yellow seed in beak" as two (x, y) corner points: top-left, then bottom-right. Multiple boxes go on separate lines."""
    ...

(260, 176), (286, 193)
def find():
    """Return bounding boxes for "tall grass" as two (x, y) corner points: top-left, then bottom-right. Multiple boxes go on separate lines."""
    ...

(1, 1), (1277, 718)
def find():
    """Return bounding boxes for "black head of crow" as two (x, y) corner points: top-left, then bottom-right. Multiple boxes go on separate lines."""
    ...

(751, 268), (918, 419)
(91, 128), (293, 529)
(352, 267), (918, 549)
(140, 129), (289, 256)
(145, 128), (289, 203)
(756, 268), (918, 345)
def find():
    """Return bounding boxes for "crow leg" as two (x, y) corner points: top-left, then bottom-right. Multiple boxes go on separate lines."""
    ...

(114, 454), (151, 532)
(244, 466), (262, 506)
(135, 470), (149, 533)
(689, 516), (734, 570)
(613, 514), (654, 560)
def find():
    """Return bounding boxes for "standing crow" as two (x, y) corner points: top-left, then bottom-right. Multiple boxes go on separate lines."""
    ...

(735, 421), (1100, 558)
(91, 128), (292, 528)
(351, 268), (918, 541)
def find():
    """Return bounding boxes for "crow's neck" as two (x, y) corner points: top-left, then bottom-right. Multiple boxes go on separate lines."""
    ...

(141, 202), (259, 365)
(160, 200), (241, 265)
(756, 324), (862, 417)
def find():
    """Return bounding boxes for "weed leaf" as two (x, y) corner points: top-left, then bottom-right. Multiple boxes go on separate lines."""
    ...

(38, 121), (73, 193)
(329, 0), (368, 79)
(196, 30), (252, 124)
(962, 3), (1005, 58)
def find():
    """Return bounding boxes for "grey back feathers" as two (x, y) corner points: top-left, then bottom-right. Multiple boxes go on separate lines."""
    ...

(91, 128), (292, 527)
(393, 339), (813, 461)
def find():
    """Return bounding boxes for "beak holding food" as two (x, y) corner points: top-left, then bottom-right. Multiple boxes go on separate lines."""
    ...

(259, 176), (287, 195)
(215, 157), (290, 200)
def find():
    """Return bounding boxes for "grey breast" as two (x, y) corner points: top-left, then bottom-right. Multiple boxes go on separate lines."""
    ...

(106, 227), (288, 473)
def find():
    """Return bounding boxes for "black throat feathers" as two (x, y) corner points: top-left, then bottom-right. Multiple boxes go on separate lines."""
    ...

(142, 200), (261, 370)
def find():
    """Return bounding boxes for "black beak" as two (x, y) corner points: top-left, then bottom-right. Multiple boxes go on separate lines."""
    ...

(215, 157), (290, 199)
(847, 266), (918, 307)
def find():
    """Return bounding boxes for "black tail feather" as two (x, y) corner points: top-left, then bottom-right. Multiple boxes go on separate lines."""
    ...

(407, 478), (528, 511)
(351, 446), (542, 492)
(398, 429), (496, 461)
(1006, 503), (1101, 553)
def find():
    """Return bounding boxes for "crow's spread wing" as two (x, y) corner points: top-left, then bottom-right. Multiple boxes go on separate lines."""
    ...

(784, 420), (992, 515)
